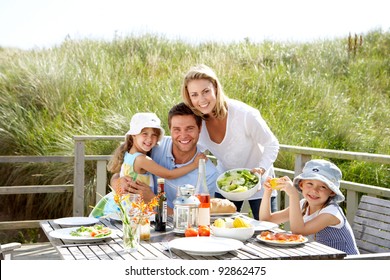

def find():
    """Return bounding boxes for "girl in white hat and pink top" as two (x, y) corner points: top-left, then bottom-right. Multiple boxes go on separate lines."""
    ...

(260, 159), (359, 255)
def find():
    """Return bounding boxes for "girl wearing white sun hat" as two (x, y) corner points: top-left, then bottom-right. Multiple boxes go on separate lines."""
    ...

(108, 112), (207, 186)
(260, 159), (359, 255)
(90, 113), (207, 218)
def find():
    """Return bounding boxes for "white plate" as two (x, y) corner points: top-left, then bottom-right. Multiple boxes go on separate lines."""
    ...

(108, 212), (155, 223)
(107, 212), (122, 222)
(168, 236), (243, 256)
(210, 212), (239, 217)
(49, 227), (113, 243)
(248, 220), (278, 232)
(53, 217), (99, 227)
(256, 235), (308, 247)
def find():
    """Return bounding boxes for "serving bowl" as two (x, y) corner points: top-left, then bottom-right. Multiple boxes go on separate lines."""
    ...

(211, 225), (255, 241)
(216, 168), (261, 201)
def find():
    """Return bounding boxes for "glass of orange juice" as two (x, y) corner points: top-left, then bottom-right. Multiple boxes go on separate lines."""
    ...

(269, 178), (282, 190)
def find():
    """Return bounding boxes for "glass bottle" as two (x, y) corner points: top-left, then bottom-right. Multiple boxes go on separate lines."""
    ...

(194, 158), (210, 226)
(154, 178), (167, 231)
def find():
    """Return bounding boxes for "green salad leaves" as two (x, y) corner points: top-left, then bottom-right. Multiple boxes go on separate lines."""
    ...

(70, 224), (112, 238)
(217, 169), (259, 193)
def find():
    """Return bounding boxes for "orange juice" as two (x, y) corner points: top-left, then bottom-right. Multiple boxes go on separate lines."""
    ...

(270, 178), (281, 190)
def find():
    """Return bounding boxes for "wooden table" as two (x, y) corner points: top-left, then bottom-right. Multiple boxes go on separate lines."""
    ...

(40, 217), (347, 260)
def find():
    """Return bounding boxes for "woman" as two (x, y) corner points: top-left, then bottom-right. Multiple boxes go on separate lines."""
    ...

(181, 64), (279, 219)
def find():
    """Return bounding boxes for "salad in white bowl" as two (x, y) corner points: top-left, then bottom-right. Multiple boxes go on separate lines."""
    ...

(216, 168), (261, 200)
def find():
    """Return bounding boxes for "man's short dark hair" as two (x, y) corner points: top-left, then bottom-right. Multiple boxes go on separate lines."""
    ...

(168, 102), (202, 129)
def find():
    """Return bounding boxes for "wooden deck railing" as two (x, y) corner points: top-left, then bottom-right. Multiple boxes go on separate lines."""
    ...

(1, 135), (390, 231)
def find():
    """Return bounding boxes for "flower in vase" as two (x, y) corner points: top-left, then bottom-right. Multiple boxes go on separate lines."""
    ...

(111, 185), (162, 249)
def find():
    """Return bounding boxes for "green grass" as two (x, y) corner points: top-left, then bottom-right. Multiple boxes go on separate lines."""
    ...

(0, 31), (389, 242)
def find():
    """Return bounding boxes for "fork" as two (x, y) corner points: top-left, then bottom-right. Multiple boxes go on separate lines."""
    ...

(162, 242), (173, 259)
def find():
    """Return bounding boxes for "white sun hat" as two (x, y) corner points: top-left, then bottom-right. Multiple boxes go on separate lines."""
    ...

(125, 112), (165, 141)
(293, 159), (344, 203)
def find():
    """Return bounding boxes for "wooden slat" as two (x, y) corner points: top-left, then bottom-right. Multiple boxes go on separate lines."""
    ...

(356, 240), (389, 253)
(279, 144), (390, 164)
(0, 185), (73, 194)
(344, 252), (390, 259)
(354, 211), (390, 229)
(353, 222), (390, 241)
(0, 220), (41, 230)
(361, 195), (390, 207)
(0, 156), (73, 163)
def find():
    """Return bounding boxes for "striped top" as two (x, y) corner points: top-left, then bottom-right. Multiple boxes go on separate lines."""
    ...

(301, 200), (359, 255)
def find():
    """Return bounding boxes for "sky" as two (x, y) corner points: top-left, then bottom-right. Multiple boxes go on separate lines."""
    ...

(0, 0), (389, 50)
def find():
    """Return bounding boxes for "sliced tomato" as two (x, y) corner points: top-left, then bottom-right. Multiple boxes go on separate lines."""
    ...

(185, 227), (198, 237)
(198, 225), (211, 237)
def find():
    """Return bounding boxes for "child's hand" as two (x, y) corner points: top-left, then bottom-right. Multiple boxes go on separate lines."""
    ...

(264, 177), (285, 191)
(194, 152), (208, 163)
(276, 176), (299, 197)
(115, 175), (134, 194)
(262, 177), (274, 193)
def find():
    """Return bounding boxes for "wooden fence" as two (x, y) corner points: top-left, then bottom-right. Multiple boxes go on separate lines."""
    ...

(1, 135), (390, 231)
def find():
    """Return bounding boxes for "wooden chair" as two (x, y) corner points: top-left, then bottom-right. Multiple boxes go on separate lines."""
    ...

(345, 195), (390, 259)
(0, 242), (22, 260)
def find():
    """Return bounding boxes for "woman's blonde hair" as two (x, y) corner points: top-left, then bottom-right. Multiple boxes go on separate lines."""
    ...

(181, 64), (228, 119)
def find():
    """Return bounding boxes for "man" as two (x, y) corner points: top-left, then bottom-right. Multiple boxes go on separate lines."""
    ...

(110, 102), (218, 214)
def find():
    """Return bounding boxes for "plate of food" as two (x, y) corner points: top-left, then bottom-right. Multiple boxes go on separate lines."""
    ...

(49, 225), (113, 242)
(256, 231), (308, 247)
(168, 236), (243, 256)
(53, 217), (99, 227)
(248, 220), (279, 232)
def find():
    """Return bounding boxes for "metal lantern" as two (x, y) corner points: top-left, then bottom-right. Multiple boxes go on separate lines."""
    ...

(173, 184), (200, 234)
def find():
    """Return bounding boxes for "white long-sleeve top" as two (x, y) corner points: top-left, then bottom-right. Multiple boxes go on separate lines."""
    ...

(198, 98), (280, 200)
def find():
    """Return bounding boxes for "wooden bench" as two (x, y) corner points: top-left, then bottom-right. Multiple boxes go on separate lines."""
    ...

(345, 195), (390, 259)
(0, 242), (22, 260)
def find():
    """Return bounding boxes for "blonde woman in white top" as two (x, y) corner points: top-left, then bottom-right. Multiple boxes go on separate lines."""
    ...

(181, 64), (280, 219)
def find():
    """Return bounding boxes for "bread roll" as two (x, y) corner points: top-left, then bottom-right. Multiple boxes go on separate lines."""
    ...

(210, 198), (237, 214)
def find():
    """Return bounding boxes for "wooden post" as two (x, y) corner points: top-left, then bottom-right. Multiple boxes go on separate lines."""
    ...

(282, 154), (311, 231)
(96, 160), (108, 204)
(346, 188), (359, 225)
(289, 153), (311, 209)
(73, 139), (85, 216)
(294, 154), (311, 177)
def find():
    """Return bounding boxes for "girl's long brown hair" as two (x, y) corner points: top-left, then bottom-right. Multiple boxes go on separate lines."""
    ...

(107, 128), (161, 174)
(107, 134), (134, 174)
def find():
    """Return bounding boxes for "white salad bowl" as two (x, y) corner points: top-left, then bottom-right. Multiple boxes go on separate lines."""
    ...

(216, 168), (261, 201)
(211, 225), (255, 241)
